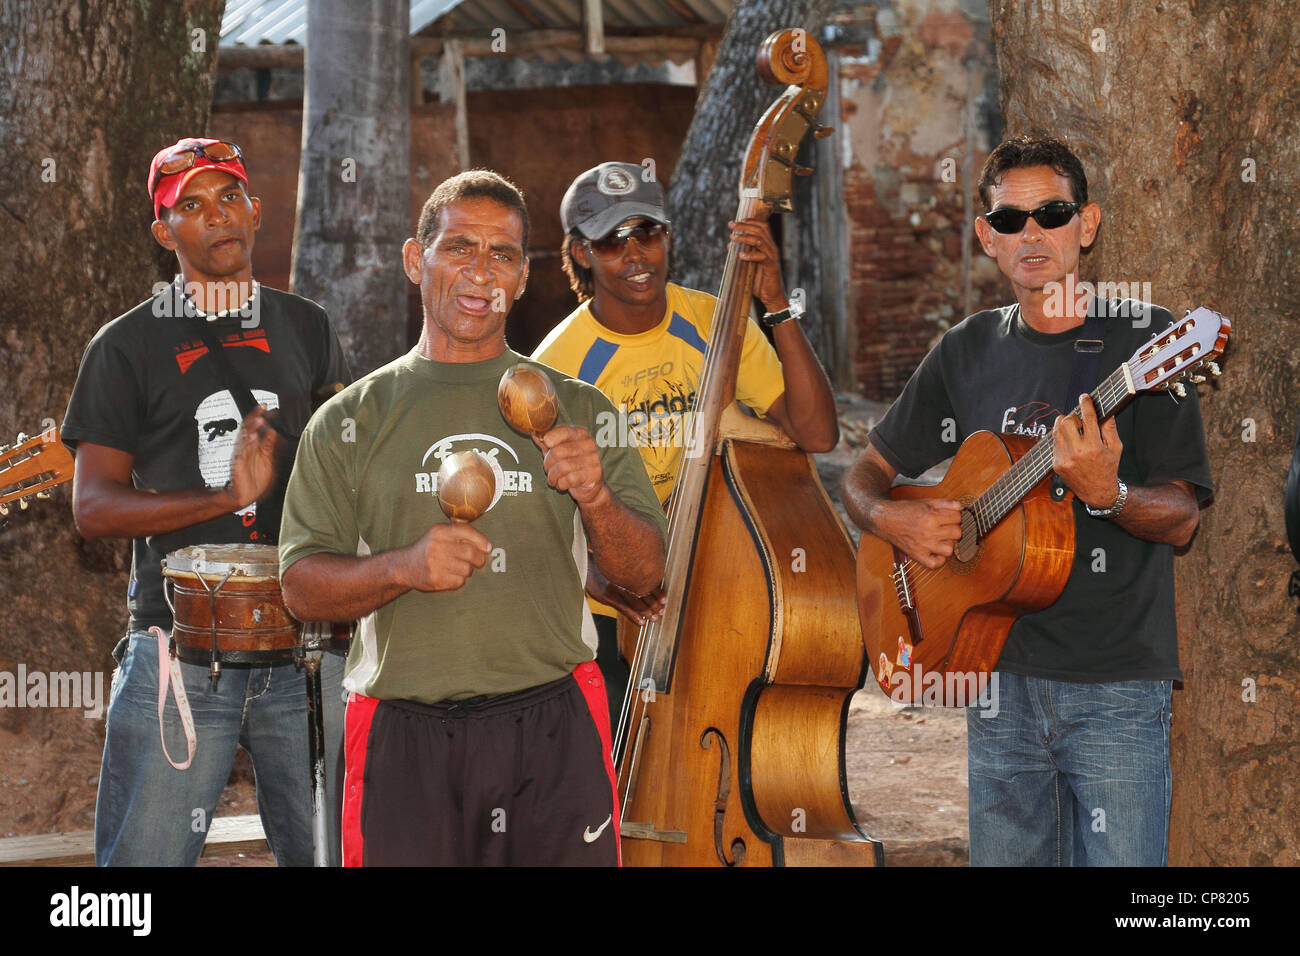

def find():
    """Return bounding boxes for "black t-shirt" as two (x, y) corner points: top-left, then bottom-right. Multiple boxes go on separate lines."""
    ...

(870, 300), (1213, 682)
(62, 283), (352, 632)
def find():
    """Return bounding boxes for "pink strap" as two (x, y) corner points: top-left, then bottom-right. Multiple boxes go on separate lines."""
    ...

(152, 626), (196, 770)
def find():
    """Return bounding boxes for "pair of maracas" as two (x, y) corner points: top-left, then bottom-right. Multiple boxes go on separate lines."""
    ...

(436, 364), (560, 522)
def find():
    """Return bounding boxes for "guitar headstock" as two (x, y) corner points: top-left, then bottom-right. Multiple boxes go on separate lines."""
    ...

(741, 29), (834, 211)
(1126, 307), (1231, 397)
(1, 427), (74, 516)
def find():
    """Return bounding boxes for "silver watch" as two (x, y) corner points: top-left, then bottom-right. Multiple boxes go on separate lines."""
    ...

(1085, 479), (1128, 519)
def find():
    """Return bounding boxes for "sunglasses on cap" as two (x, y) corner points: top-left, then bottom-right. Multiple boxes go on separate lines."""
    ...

(584, 221), (667, 259)
(983, 200), (1080, 235)
(151, 141), (243, 194)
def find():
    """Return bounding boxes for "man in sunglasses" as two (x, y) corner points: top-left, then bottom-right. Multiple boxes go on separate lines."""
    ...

(532, 161), (839, 729)
(62, 137), (352, 866)
(841, 136), (1212, 866)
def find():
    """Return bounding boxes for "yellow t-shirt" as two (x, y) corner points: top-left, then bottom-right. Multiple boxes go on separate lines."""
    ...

(532, 284), (786, 619)
(532, 283), (786, 506)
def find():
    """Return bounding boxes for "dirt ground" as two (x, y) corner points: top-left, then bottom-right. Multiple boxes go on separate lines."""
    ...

(0, 396), (969, 866)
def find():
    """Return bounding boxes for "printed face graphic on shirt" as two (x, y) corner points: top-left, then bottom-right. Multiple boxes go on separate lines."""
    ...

(194, 388), (280, 516)
(413, 432), (535, 515)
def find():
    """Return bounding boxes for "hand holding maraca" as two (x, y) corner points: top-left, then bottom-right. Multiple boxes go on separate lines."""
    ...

(499, 364), (606, 507)
(398, 451), (496, 593)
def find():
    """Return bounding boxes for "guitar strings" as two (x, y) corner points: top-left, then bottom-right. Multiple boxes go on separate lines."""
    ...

(889, 369), (1130, 601)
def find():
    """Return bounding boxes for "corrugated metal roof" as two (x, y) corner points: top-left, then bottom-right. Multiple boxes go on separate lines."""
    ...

(220, 0), (731, 46)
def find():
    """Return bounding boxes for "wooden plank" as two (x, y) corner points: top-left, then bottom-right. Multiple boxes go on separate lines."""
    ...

(220, 33), (706, 70)
(0, 814), (268, 867)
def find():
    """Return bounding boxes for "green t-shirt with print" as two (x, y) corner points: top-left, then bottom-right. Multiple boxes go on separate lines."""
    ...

(279, 348), (666, 704)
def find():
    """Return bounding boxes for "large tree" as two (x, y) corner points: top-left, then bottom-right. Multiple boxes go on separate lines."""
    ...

(291, 0), (410, 376)
(0, 0), (225, 831)
(667, 0), (836, 369)
(989, 0), (1300, 864)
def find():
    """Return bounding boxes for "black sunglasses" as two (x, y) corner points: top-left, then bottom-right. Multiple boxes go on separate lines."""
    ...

(585, 221), (667, 259)
(983, 200), (1080, 235)
(152, 141), (243, 194)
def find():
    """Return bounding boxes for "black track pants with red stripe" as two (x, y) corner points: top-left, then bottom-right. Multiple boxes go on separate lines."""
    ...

(342, 661), (620, 866)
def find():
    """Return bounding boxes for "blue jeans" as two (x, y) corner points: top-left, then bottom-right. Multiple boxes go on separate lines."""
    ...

(95, 631), (346, 866)
(966, 673), (1172, 866)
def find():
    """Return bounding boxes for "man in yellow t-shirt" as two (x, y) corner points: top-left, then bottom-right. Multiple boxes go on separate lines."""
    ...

(532, 161), (839, 725)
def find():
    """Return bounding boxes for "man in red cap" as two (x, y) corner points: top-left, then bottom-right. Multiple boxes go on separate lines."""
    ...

(62, 137), (353, 866)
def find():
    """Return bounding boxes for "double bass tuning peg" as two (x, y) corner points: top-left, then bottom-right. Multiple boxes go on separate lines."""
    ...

(813, 124), (834, 139)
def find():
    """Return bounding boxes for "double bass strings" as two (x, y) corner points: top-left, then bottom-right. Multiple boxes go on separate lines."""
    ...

(614, 195), (764, 814)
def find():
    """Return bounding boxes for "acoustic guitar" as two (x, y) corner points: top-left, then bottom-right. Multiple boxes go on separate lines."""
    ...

(855, 307), (1230, 706)
(1, 428), (73, 516)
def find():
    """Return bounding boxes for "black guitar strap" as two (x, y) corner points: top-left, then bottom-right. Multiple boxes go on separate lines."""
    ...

(191, 318), (293, 543)
(1049, 297), (1112, 502)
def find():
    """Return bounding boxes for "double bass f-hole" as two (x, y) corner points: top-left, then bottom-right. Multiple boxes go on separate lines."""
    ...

(701, 728), (745, 866)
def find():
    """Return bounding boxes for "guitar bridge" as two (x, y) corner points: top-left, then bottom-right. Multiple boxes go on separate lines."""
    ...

(891, 561), (914, 611)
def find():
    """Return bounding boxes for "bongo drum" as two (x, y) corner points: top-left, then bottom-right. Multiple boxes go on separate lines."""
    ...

(162, 543), (299, 673)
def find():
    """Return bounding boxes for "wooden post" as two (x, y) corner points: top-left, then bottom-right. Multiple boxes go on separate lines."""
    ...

(439, 39), (469, 170)
(584, 0), (605, 56)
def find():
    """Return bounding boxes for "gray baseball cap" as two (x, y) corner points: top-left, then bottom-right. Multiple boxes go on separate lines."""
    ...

(560, 162), (670, 240)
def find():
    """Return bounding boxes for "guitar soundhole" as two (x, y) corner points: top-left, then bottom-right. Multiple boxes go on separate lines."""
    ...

(949, 503), (982, 573)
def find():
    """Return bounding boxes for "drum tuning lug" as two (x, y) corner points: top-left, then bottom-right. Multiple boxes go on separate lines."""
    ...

(1171, 382), (1187, 398)
(813, 124), (834, 138)
(794, 165), (814, 177)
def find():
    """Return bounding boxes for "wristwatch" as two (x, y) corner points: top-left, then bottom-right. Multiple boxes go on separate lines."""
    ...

(1085, 479), (1129, 519)
(762, 300), (804, 328)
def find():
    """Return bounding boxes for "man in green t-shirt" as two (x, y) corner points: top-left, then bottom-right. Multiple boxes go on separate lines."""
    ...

(278, 170), (667, 866)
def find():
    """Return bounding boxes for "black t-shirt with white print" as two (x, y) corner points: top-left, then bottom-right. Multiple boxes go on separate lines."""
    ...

(62, 282), (352, 632)
(870, 300), (1213, 682)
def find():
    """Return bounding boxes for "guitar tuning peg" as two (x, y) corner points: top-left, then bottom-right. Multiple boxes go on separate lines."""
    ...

(36, 491), (50, 500)
(1172, 382), (1187, 398)
(794, 165), (814, 177)
(1208, 362), (1222, 377)
(813, 124), (834, 138)
(18, 497), (29, 510)
(1188, 373), (1206, 384)
(0, 504), (8, 516)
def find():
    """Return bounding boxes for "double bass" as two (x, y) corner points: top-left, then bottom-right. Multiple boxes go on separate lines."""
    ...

(614, 29), (881, 867)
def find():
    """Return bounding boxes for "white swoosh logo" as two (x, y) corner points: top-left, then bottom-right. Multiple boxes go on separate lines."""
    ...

(583, 814), (612, 843)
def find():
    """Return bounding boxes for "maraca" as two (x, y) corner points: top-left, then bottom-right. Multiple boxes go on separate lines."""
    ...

(498, 364), (559, 436)
(436, 451), (497, 522)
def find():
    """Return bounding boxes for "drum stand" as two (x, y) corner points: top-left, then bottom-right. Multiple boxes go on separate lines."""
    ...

(296, 622), (332, 867)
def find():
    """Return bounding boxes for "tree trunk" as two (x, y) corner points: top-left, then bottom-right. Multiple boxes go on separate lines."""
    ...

(292, 0), (410, 376)
(0, 0), (224, 827)
(667, 0), (834, 350)
(989, 0), (1300, 865)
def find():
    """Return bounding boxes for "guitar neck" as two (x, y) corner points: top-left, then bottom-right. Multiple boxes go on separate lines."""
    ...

(972, 362), (1134, 534)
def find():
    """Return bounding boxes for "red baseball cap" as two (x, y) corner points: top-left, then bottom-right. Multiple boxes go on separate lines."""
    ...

(147, 138), (248, 220)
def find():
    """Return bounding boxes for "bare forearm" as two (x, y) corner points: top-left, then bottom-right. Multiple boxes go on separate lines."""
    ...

(841, 450), (897, 535)
(579, 488), (665, 595)
(74, 482), (243, 539)
(1108, 481), (1200, 547)
(771, 318), (839, 452)
(281, 550), (414, 622)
